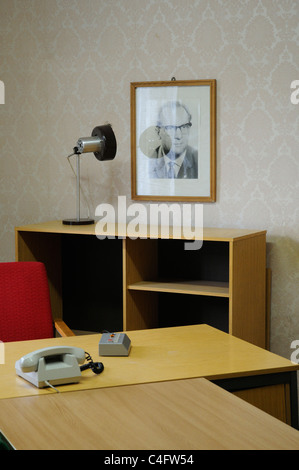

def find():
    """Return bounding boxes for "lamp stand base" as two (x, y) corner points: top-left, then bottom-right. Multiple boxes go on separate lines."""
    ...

(62, 218), (95, 226)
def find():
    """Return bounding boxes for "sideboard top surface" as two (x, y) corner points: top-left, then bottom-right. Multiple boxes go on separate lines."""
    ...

(15, 220), (266, 242)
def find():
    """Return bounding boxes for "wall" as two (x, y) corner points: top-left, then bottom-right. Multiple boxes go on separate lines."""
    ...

(0, 0), (298, 359)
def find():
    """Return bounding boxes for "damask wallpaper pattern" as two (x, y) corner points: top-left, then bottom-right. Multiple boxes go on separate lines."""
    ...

(0, 0), (298, 359)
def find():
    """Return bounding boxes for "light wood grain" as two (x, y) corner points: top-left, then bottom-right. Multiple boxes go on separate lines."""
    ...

(123, 237), (158, 330)
(229, 233), (267, 346)
(1, 325), (297, 401)
(15, 220), (266, 241)
(233, 384), (290, 424)
(128, 280), (230, 297)
(0, 377), (298, 450)
(15, 221), (268, 347)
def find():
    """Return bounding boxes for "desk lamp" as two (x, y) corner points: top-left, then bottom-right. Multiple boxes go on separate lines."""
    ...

(63, 124), (117, 225)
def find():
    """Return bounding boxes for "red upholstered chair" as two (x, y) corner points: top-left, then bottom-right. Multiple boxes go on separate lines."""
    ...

(0, 261), (74, 342)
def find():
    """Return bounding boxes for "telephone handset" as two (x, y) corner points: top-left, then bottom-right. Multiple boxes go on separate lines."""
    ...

(15, 345), (103, 389)
(18, 346), (86, 372)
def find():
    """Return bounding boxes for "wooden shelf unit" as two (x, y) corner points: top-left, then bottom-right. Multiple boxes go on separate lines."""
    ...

(15, 221), (267, 348)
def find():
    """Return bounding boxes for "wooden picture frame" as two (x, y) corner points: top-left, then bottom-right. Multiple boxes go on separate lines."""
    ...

(131, 79), (216, 202)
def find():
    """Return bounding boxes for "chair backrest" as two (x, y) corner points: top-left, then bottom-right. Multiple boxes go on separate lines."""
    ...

(0, 262), (54, 342)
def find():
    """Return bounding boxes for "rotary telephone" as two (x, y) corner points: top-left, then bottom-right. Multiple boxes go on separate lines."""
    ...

(15, 345), (103, 390)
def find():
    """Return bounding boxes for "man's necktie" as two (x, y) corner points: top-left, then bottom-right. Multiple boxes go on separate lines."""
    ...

(168, 162), (175, 178)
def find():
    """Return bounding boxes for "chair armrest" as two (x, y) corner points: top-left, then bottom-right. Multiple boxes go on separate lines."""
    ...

(54, 320), (75, 337)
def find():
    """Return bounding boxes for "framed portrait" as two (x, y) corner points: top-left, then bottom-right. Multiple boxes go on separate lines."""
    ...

(130, 79), (216, 202)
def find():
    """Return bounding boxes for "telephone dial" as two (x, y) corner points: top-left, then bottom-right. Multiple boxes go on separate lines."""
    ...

(15, 345), (103, 390)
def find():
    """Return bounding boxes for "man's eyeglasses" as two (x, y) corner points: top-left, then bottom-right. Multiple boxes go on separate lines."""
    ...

(162, 123), (192, 133)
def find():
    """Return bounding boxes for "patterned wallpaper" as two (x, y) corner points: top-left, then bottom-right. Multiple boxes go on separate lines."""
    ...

(0, 0), (298, 359)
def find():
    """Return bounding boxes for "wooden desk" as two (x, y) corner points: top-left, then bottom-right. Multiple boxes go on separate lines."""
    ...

(0, 325), (298, 427)
(0, 378), (299, 450)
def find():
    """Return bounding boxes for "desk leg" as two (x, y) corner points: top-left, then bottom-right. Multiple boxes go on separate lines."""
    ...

(212, 372), (298, 429)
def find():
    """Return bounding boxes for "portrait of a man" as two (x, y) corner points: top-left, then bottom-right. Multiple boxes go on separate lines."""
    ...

(148, 101), (198, 179)
(131, 80), (216, 201)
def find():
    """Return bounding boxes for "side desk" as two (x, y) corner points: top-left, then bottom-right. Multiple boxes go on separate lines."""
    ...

(15, 220), (268, 348)
(0, 325), (298, 427)
(1, 378), (299, 450)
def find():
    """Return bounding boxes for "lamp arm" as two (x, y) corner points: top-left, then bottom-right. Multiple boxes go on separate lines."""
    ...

(63, 124), (117, 226)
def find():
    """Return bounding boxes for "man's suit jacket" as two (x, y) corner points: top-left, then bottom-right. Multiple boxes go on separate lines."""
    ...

(149, 146), (198, 179)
